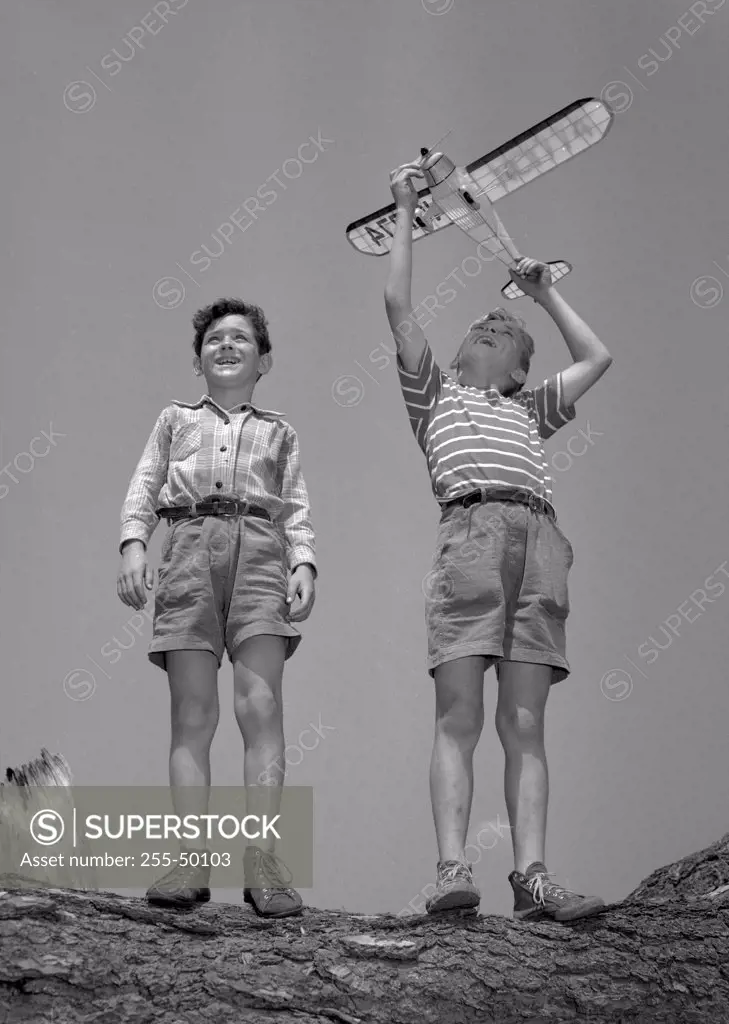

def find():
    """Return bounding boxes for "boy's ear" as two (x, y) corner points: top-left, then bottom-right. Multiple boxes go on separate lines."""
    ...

(258, 352), (272, 377)
(193, 356), (203, 376)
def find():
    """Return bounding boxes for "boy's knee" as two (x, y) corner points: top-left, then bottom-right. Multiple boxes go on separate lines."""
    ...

(495, 705), (543, 744)
(234, 689), (281, 729)
(436, 704), (484, 747)
(172, 698), (218, 736)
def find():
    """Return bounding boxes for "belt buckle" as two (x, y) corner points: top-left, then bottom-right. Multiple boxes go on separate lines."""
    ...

(213, 499), (239, 517)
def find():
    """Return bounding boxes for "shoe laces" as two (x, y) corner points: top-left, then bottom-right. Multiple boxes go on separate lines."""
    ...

(439, 860), (473, 884)
(250, 849), (294, 893)
(525, 871), (574, 904)
(162, 860), (206, 891)
(171, 860), (204, 880)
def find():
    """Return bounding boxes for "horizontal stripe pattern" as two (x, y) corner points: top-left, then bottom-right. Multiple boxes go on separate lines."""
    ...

(397, 344), (575, 505)
(120, 395), (316, 573)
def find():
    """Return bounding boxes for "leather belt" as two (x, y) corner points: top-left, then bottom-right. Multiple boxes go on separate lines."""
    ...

(156, 497), (271, 525)
(442, 487), (555, 520)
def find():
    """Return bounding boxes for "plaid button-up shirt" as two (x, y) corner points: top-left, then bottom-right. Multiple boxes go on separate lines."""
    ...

(120, 395), (316, 575)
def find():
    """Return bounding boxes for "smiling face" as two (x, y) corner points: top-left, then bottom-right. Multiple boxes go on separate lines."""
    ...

(450, 311), (531, 393)
(194, 313), (271, 387)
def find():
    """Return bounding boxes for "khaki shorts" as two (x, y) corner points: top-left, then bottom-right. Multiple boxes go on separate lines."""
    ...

(424, 499), (573, 682)
(148, 512), (301, 671)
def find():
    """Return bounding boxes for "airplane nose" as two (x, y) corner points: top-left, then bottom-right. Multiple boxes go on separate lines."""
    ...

(421, 152), (456, 187)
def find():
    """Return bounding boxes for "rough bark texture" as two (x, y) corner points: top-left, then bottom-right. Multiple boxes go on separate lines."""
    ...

(1, 753), (727, 1023)
(0, 833), (727, 1024)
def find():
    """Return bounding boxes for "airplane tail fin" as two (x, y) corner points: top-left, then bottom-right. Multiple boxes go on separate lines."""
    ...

(501, 260), (572, 300)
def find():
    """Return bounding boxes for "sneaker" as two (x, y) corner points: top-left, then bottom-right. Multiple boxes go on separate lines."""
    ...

(425, 860), (481, 914)
(243, 847), (303, 918)
(509, 861), (605, 922)
(146, 861), (211, 910)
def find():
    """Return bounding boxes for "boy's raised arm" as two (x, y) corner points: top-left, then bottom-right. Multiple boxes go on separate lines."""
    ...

(384, 162), (428, 374)
(540, 288), (612, 408)
(510, 259), (612, 408)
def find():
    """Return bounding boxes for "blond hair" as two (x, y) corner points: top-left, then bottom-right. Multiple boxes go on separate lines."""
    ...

(466, 308), (534, 394)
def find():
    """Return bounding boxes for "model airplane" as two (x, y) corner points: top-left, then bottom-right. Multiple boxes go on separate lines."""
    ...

(346, 97), (614, 299)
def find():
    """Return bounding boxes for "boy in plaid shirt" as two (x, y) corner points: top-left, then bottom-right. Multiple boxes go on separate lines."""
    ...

(118, 298), (315, 917)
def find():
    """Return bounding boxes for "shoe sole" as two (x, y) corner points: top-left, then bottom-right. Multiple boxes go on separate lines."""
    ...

(243, 890), (303, 918)
(426, 891), (481, 915)
(555, 898), (606, 921)
(147, 890), (211, 910)
(513, 897), (606, 922)
(513, 906), (544, 921)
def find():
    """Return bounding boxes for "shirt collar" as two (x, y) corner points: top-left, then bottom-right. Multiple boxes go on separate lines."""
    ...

(172, 395), (285, 419)
(445, 373), (504, 398)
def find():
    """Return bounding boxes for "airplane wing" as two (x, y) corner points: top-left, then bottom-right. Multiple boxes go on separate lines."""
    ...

(345, 191), (452, 257)
(345, 97), (613, 257)
(467, 97), (613, 203)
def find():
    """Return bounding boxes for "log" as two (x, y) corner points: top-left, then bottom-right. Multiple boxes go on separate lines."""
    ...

(0, 753), (727, 1024)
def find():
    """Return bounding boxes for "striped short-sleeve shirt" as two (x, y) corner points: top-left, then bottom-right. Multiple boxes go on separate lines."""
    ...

(397, 343), (576, 507)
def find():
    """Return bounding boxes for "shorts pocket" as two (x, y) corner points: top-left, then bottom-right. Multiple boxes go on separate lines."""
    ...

(432, 532), (448, 568)
(170, 423), (203, 462)
(552, 517), (574, 567)
(432, 509), (461, 563)
(423, 512), (461, 608)
(159, 525), (175, 564)
(538, 520), (572, 620)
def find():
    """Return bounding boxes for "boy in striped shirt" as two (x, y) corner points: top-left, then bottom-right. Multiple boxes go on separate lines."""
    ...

(385, 161), (612, 921)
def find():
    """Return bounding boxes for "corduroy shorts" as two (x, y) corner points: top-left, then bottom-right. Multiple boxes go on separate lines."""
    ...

(424, 499), (573, 682)
(148, 512), (301, 671)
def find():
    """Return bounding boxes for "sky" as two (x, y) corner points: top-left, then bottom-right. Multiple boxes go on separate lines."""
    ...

(2, 0), (729, 918)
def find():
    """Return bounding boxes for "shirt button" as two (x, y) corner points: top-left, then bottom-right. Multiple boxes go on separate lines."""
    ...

(220, 445), (227, 452)
(215, 481), (223, 489)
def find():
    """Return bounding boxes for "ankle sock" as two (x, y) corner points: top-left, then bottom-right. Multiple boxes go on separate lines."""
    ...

(524, 861), (547, 877)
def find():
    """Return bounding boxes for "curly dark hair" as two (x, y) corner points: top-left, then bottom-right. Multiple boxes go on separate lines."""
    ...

(191, 298), (272, 359)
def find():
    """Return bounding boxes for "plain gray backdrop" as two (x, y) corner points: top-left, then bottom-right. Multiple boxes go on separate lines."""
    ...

(2, 0), (728, 917)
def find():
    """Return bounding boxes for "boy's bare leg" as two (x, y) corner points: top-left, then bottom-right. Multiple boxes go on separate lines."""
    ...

(146, 650), (219, 905)
(233, 635), (302, 916)
(232, 634), (286, 855)
(166, 650), (220, 852)
(495, 661), (551, 872)
(430, 656), (487, 862)
(497, 660), (606, 921)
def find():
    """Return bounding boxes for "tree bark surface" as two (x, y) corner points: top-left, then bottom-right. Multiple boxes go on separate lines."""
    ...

(1, 832), (728, 1024)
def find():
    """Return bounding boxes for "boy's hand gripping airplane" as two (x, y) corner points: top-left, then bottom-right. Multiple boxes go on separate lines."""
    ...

(346, 97), (614, 299)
